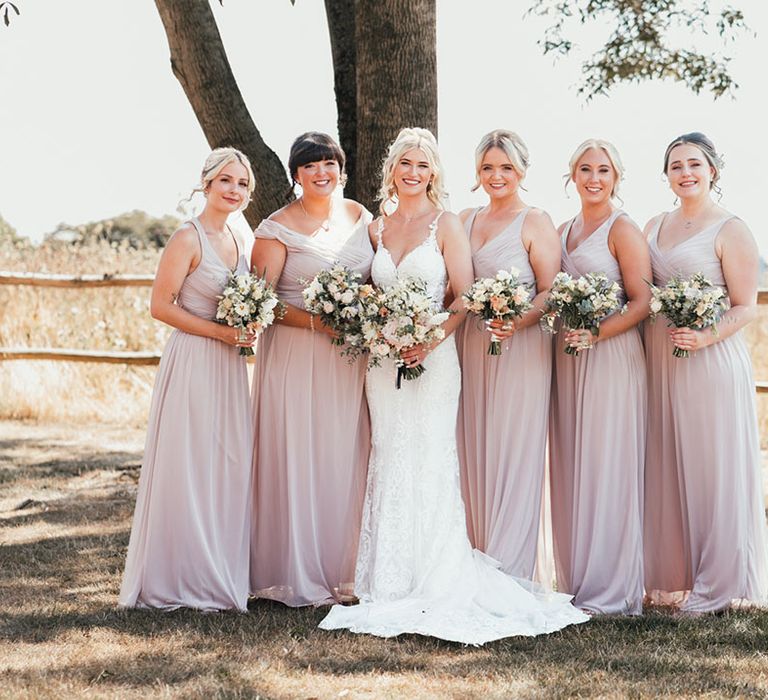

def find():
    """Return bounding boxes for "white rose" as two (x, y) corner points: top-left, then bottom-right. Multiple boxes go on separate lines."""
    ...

(650, 299), (662, 314)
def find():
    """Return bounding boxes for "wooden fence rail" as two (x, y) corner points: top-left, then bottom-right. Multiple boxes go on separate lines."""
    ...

(1, 273), (768, 379)
(0, 272), (154, 288)
(0, 348), (161, 365)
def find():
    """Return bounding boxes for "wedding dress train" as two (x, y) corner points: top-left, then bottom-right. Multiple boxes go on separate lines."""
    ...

(319, 215), (588, 644)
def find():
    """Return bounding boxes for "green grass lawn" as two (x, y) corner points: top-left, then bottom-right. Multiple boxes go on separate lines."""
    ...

(2, 421), (767, 699)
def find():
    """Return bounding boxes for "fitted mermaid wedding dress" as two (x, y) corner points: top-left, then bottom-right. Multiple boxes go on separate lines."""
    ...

(319, 215), (588, 644)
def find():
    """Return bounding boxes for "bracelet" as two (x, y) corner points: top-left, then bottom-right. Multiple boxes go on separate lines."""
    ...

(309, 315), (315, 332)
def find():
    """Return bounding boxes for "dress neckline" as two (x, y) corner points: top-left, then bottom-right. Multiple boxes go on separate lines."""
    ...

(193, 218), (240, 273)
(267, 207), (366, 239)
(377, 213), (442, 270)
(653, 213), (732, 254)
(563, 210), (621, 256)
(467, 206), (528, 255)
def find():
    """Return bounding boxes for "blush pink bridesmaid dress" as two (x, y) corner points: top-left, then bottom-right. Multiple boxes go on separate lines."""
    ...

(549, 209), (646, 615)
(456, 207), (552, 581)
(644, 215), (768, 612)
(250, 212), (373, 606)
(119, 218), (253, 611)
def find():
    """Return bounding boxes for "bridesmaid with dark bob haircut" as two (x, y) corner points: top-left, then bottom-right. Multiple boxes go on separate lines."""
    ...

(249, 132), (374, 606)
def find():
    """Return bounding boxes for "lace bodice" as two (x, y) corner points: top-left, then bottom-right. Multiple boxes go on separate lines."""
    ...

(371, 214), (447, 306)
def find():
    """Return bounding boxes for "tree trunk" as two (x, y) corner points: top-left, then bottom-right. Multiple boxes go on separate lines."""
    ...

(354, 0), (438, 213)
(324, 0), (358, 201)
(154, 0), (289, 227)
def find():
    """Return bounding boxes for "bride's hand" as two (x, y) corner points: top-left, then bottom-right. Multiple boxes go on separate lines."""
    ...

(401, 342), (436, 367)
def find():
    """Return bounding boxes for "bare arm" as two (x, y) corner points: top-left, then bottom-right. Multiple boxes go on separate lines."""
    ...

(150, 226), (248, 347)
(250, 235), (336, 337)
(566, 216), (652, 348)
(669, 218), (758, 352)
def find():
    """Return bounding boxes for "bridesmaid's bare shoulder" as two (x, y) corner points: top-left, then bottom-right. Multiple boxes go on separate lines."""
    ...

(267, 202), (300, 228)
(458, 207), (477, 225)
(717, 215), (757, 255)
(436, 210), (464, 236)
(642, 212), (667, 239)
(166, 223), (199, 253)
(341, 198), (366, 221)
(609, 214), (647, 250)
(522, 207), (559, 247)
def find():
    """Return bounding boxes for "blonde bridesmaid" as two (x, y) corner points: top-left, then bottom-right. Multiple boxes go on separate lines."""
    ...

(456, 130), (561, 580)
(549, 139), (650, 614)
(644, 132), (768, 612)
(120, 148), (256, 611)
(250, 132), (373, 606)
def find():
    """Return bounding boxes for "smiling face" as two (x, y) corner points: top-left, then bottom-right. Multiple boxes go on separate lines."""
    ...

(479, 146), (522, 200)
(294, 158), (341, 198)
(205, 161), (251, 212)
(665, 143), (716, 200)
(572, 147), (617, 205)
(393, 148), (433, 197)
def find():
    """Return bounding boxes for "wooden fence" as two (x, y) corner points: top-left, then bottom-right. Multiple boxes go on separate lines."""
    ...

(1, 272), (768, 391)
(0, 272), (161, 365)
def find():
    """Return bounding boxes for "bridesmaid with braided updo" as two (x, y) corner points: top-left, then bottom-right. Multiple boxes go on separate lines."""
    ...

(644, 132), (768, 612)
(249, 132), (373, 607)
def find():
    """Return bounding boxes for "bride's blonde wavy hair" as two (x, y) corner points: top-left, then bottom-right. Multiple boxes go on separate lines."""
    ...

(378, 128), (448, 215)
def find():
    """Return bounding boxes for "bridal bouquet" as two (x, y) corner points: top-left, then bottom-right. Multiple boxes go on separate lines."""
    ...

(463, 268), (533, 355)
(302, 264), (376, 361)
(648, 272), (727, 358)
(363, 278), (450, 388)
(541, 271), (622, 355)
(216, 272), (283, 356)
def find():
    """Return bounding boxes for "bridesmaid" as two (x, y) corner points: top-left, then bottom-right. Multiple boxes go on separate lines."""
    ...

(644, 132), (768, 612)
(250, 132), (373, 606)
(120, 147), (256, 610)
(549, 139), (651, 614)
(456, 130), (561, 580)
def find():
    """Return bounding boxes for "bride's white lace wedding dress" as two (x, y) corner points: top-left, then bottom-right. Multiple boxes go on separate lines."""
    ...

(319, 215), (588, 644)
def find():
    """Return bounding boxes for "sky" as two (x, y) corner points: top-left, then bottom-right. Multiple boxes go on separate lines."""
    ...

(1, 1), (767, 251)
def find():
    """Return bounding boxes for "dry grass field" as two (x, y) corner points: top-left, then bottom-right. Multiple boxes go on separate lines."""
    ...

(2, 240), (768, 698)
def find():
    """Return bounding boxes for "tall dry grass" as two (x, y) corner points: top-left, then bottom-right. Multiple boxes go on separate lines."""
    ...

(0, 239), (168, 426)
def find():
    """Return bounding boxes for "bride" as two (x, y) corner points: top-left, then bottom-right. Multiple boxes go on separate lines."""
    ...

(319, 128), (588, 644)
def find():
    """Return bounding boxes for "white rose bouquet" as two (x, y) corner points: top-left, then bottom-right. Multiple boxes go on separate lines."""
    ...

(463, 268), (534, 355)
(540, 271), (622, 355)
(216, 272), (283, 356)
(302, 264), (377, 361)
(363, 278), (450, 388)
(647, 272), (727, 358)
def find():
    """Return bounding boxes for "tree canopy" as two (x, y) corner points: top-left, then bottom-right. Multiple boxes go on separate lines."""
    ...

(4, 0), (752, 222)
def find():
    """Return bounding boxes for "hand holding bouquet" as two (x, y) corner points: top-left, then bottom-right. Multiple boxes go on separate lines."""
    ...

(216, 272), (283, 356)
(647, 272), (727, 358)
(302, 264), (376, 361)
(363, 278), (450, 388)
(463, 268), (533, 355)
(541, 271), (622, 355)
